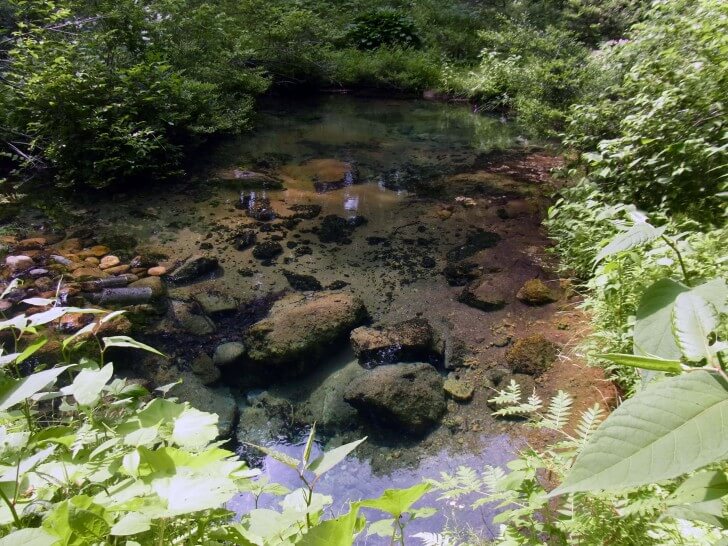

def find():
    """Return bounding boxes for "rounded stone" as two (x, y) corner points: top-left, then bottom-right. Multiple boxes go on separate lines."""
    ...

(213, 342), (246, 366)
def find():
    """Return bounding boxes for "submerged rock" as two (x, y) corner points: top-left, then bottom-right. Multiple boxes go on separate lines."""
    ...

(458, 277), (508, 312)
(344, 363), (446, 434)
(169, 300), (216, 336)
(233, 229), (257, 251)
(291, 159), (359, 192)
(350, 318), (437, 366)
(191, 353), (221, 385)
(443, 377), (474, 402)
(516, 279), (557, 305)
(216, 169), (285, 190)
(289, 204), (322, 220)
(317, 215), (367, 244)
(283, 270), (323, 291)
(194, 292), (238, 315)
(169, 254), (218, 284)
(129, 276), (166, 299)
(442, 261), (481, 287)
(243, 291), (367, 381)
(252, 241), (283, 261)
(505, 335), (559, 376)
(446, 230), (500, 262)
(213, 342), (246, 366)
(244, 195), (275, 221)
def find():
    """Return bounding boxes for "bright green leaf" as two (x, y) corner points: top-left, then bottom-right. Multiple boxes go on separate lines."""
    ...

(307, 437), (366, 477)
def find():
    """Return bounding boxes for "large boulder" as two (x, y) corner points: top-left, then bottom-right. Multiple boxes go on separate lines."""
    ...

(350, 318), (436, 366)
(243, 291), (367, 381)
(344, 363), (446, 434)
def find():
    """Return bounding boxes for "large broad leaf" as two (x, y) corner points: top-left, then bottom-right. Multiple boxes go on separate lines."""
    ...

(634, 279), (689, 359)
(360, 483), (431, 517)
(172, 407), (218, 451)
(298, 505), (363, 546)
(103, 336), (165, 356)
(673, 293), (719, 362)
(552, 372), (728, 495)
(152, 474), (238, 516)
(61, 363), (113, 406)
(307, 437), (366, 477)
(110, 511), (152, 536)
(595, 222), (666, 264)
(0, 366), (71, 410)
(596, 353), (682, 373)
(665, 499), (728, 528)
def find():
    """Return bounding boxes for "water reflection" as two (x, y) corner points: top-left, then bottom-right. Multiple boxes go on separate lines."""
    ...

(229, 434), (518, 544)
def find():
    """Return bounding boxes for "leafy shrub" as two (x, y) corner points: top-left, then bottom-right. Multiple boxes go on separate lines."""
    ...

(347, 9), (420, 50)
(566, 0), (728, 222)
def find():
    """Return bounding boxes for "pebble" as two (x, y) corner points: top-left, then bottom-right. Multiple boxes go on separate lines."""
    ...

(51, 255), (73, 266)
(99, 255), (121, 269)
(104, 264), (130, 275)
(147, 266), (167, 276)
(29, 268), (49, 277)
(16, 237), (46, 250)
(5, 255), (33, 272)
(84, 257), (100, 265)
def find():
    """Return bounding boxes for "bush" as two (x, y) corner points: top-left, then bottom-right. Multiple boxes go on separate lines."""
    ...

(566, 0), (728, 222)
(347, 8), (420, 50)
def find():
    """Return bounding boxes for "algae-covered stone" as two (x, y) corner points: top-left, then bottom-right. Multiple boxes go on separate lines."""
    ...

(244, 291), (367, 380)
(129, 276), (166, 299)
(169, 254), (218, 284)
(344, 362), (445, 434)
(191, 353), (221, 385)
(516, 279), (557, 305)
(444, 377), (474, 402)
(169, 300), (216, 336)
(194, 292), (238, 315)
(350, 318), (436, 366)
(505, 335), (559, 376)
(458, 277), (507, 312)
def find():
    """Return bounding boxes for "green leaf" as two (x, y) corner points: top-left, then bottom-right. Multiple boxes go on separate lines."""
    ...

(595, 222), (665, 264)
(103, 336), (165, 356)
(0, 528), (57, 546)
(0, 366), (71, 410)
(68, 508), (110, 540)
(307, 437), (366, 477)
(665, 499), (728, 528)
(669, 470), (728, 505)
(247, 443), (300, 470)
(152, 475), (238, 516)
(298, 505), (362, 545)
(17, 337), (48, 364)
(172, 407), (218, 450)
(672, 293), (718, 362)
(61, 363), (113, 406)
(110, 512), (151, 536)
(633, 278), (688, 359)
(302, 423), (316, 466)
(365, 517), (394, 537)
(361, 483), (431, 517)
(596, 353), (682, 373)
(552, 372), (728, 495)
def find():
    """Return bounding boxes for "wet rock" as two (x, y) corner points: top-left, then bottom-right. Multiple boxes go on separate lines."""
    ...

(506, 335), (559, 376)
(170, 373), (237, 438)
(458, 277), (508, 312)
(81, 274), (135, 292)
(344, 363), (446, 434)
(293, 159), (359, 192)
(283, 270), (322, 291)
(169, 254), (218, 284)
(233, 229), (257, 251)
(350, 318), (437, 366)
(147, 266), (166, 276)
(444, 377), (474, 402)
(213, 342), (246, 366)
(16, 237), (46, 250)
(304, 360), (367, 429)
(169, 300), (216, 336)
(244, 291), (367, 381)
(327, 280), (349, 290)
(51, 255), (73, 267)
(72, 267), (109, 280)
(194, 292), (238, 315)
(252, 241), (283, 261)
(191, 353), (221, 385)
(516, 279), (557, 305)
(446, 230), (501, 262)
(5, 255), (33, 272)
(289, 204), (322, 220)
(96, 287), (153, 306)
(443, 261), (481, 287)
(29, 268), (49, 277)
(295, 245), (313, 257)
(99, 255), (121, 269)
(318, 215), (367, 244)
(421, 256), (436, 269)
(129, 276), (166, 299)
(80, 245), (110, 258)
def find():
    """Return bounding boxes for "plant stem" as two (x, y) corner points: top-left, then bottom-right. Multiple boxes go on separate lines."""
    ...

(660, 235), (690, 285)
(0, 487), (21, 527)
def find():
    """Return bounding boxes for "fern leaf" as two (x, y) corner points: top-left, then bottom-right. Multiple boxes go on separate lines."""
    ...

(412, 532), (453, 546)
(575, 403), (604, 450)
(541, 391), (573, 431)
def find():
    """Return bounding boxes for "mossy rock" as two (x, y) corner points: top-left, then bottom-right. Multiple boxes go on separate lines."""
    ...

(516, 279), (557, 305)
(505, 335), (559, 376)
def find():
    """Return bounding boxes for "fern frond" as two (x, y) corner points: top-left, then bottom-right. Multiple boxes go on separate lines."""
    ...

(412, 532), (454, 546)
(576, 403), (604, 450)
(488, 380), (521, 407)
(482, 465), (506, 493)
(541, 390), (573, 431)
